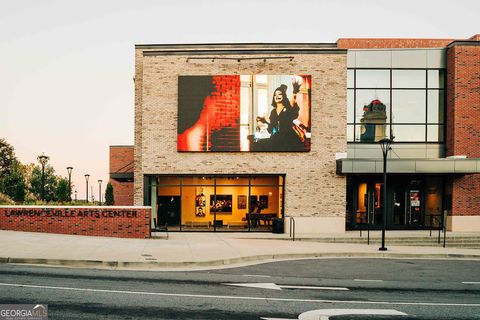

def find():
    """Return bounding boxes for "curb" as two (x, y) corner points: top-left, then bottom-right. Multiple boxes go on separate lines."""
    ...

(2, 251), (480, 270)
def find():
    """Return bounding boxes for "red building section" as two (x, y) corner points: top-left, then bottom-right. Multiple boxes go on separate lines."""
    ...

(337, 38), (454, 49)
(446, 40), (480, 217)
(109, 146), (134, 206)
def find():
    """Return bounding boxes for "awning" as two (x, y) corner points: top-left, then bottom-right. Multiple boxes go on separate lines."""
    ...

(110, 172), (134, 182)
(336, 158), (480, 175)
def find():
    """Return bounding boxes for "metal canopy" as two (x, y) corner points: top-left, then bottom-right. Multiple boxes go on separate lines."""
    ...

(336, 158), (480, 175)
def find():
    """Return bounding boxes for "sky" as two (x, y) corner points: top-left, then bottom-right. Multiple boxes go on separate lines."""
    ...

(0, 0), (478, 200)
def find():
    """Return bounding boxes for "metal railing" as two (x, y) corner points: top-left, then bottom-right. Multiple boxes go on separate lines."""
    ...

(289, 216), (296, 241)
(153, 218), (169, 240)
(428, 213), (446, 248)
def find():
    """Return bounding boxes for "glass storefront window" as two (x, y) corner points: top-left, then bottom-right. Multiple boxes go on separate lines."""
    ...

(355, 124), (390, 142)
(427, 70), (445, 88)
(182, 176), (215, 186)
(427, 125), (444, 142)
(347, 89), (354, 123)
(392, 70), (426, 88)
(158, 176), (180, 185)
(356, 70), (390, 88)
(349, 66), (445, 143)
(427, 90), (444, 124)
(251, 176), (279, 186)
(215, 176), (249, 185)
(355, 89), (390, 123)
(391, 125), (425, 142)
(151, 175), (284, 232)
(392, 90), (426, 123)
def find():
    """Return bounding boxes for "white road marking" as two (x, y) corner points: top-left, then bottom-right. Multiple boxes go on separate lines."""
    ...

(280, 285), (348, 291)
(224, 282), (349, 291)
(299, 308), (407, 320)
(354, 279), (383, 282)
(462, 282), (480, 285)
(225, 283), (282, 290)
(242, 274), (272, 278)
(1, 282), (479, 307)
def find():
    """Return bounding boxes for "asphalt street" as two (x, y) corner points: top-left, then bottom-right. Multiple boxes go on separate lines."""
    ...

(0, 259), (479, 319)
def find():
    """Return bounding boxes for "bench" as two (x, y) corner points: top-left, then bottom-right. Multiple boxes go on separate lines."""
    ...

(227, 221), (247, 229)
(185, 221), (211, 228)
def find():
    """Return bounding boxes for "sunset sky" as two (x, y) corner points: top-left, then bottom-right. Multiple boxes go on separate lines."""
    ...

(1, 0), (478, 199)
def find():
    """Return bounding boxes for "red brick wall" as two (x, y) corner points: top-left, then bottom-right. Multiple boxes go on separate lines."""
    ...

(110, 146), (134, 172)
(0, 206), (150, 238)
(337, 38), (454, 49)
(446, 43), (480, 216)
(109, 146), (134, 206)
(110, 180), (134, 206)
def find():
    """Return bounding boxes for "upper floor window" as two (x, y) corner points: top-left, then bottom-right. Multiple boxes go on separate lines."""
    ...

(347, 68), (445, 143)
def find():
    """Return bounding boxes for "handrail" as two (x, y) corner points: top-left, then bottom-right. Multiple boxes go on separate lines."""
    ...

(289, 216), (296, 242)
(428, 214), (446, 248)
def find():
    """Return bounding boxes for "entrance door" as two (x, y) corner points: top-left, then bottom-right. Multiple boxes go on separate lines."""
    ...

(355, 181), (383, 228)
(392, 180), (422, 228)
(157, 196), (181, 227)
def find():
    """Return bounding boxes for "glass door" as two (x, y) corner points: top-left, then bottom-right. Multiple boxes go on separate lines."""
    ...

(391, 179), (423, 228)
(355, 181), (383, 228)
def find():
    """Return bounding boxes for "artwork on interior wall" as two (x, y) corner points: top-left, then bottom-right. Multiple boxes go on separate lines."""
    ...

(195, 206), (206, 217)
(177, 75), (312, 152)
(238, 195), (247, 209)
(259, 195), (269, 209)
(209, 195), (233, 213)
(195, 187), (206, 207)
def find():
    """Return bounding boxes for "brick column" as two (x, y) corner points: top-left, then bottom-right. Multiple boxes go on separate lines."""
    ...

(446, 41), (480, 230)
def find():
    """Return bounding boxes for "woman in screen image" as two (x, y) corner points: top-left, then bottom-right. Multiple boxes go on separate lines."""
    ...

(256, 78), (306, 151)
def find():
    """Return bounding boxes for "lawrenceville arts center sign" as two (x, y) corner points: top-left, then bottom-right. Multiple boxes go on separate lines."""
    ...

(0, 206), (151, 239)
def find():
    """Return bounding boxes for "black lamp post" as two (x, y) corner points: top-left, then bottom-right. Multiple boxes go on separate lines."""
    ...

(84, 174), (90, 203)
(98, 180), (103, 205)
(38, 154), (49, 202)
(74, 190), (77, 201)
(66, 167), (73, 202)
(379, 138), (392, 251)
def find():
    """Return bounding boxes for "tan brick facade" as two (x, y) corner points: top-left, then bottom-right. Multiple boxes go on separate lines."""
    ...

(134, 46), (347, 228)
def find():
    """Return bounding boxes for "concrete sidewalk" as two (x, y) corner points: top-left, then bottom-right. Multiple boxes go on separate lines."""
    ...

(0, 230), (479, 271)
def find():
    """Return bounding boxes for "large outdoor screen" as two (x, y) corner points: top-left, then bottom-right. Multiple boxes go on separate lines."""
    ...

(178, 75), (311, 152)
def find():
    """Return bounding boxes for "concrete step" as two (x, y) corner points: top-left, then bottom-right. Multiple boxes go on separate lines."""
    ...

(290, 237), (480, 248)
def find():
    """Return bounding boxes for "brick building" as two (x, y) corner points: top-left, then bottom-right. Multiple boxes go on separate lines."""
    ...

(110, 35), (480, 233)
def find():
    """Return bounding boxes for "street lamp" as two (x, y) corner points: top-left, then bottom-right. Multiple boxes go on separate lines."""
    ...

(74, 190), (77, 201)
(379, 138), (392, 251)
(66, 167), (73, 202)
(37, 154), (49, 202)
(98, 180), (103, 205)
(84, 174), (90, 203)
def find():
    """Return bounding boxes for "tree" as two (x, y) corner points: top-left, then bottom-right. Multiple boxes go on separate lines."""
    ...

(55, 178), (70, 203)
(0, 138), (16, 178)
(1, 160), (26, 202)
(0, 139), (26, 202)
(30, 163), (58, 202)
(105, 182), (114, 205)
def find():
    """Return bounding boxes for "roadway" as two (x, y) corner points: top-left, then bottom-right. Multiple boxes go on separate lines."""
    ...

(0, 259), (479, 319)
